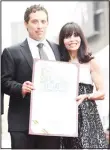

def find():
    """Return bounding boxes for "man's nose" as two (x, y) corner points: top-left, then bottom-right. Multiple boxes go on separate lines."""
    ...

(37, 22), (42, 28)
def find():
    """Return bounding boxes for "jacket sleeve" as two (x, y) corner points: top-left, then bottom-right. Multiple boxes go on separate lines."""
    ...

(1, 92), (4, 115)
(1, 48), (22, 97)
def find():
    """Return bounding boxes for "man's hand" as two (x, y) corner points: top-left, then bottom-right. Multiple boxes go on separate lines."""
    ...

(22, 81), (35, 96)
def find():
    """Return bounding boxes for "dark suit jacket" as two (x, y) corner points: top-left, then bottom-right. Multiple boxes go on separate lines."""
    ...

(1, 39), (60, 131)
(1, 92), (4, 115)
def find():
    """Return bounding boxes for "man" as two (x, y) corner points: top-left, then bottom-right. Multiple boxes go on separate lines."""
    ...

(1, 4), (60, 149)
(1, 93), (4, 115)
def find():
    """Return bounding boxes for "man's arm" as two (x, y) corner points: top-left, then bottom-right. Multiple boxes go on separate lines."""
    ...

(1, 48), (22, 97)
(1, 92), (4, 115)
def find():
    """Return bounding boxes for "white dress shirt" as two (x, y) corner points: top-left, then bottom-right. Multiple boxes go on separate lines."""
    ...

(27, 37), (56, 60)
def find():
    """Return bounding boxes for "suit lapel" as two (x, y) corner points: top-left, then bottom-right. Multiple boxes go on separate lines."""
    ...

(20, 39), (33, 70)
(47, 40), (60, 61)
(20, 39), (60, 70)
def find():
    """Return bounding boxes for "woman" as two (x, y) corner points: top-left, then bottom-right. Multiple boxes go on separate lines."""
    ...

(58, 22), (108, 149)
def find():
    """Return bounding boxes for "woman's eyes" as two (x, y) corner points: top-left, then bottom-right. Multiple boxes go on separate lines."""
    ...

(73, 33), (78, 37)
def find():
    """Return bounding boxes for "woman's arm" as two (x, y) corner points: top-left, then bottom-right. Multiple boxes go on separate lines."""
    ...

(88, 58), (105, 100)
(76, 58), (105, 105)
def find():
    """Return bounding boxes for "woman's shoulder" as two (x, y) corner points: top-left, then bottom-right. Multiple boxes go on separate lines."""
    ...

(79, 57), (101, 72)
(89, 58), (101, 72)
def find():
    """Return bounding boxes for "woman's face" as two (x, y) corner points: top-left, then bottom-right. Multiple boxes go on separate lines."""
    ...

(64, 32), (81, 52)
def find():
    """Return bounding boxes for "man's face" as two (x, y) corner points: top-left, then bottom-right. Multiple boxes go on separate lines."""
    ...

(25, 11), (48, 41)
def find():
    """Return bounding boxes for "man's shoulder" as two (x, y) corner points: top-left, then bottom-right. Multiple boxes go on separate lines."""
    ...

(46, 40), (59, 47)
(4, 39), (27, 51)
(10, 41), (25, 49)
(48, 40), (58, 45)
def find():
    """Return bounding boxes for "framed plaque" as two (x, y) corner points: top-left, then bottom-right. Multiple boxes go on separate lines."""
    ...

(29, 59), (79, 137)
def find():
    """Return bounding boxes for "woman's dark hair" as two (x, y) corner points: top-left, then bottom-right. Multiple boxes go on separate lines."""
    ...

(59, 22), (94, 63)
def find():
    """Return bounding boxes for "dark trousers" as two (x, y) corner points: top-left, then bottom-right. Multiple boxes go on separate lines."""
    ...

(10, 131), (60, 149)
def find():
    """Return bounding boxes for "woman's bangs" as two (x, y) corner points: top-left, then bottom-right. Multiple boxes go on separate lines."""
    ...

(64, 25), (79, 38)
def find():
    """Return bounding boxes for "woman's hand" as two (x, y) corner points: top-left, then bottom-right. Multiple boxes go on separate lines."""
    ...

(105, 130), (110, 143)
(76, 94), (88, 105)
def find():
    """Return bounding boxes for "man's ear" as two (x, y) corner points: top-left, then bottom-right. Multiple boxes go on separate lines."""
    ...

(24, 21), (27, 28)
(24, 21), (28, 31)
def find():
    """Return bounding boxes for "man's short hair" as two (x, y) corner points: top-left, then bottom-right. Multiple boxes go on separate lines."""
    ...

(24, 4), (48, 23)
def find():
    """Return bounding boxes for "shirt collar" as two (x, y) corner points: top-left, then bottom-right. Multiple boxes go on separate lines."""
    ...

(27, 36), (47, 46)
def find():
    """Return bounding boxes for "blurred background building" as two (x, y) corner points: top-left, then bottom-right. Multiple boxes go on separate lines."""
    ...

(9, 1), (109, 53)
(1, 1), (109, 148)
(86, 1), (109, 53)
